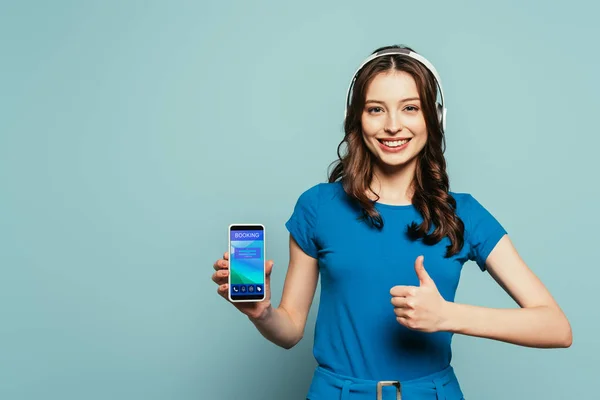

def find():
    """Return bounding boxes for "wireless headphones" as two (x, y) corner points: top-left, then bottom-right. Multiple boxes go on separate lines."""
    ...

(344, 48), (447, 132)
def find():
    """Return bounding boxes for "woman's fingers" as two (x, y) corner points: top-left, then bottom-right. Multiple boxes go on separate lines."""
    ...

(217, 283), (229, 298)
(391, 296), (413, 309)
(212, 269), (229, 284)
(394, 307), (414, 319)
(213, 258), (229, 271)
(212, 254), (230, 299)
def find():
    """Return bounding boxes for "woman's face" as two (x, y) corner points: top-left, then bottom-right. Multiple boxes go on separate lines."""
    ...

(361, 70), (428, 171)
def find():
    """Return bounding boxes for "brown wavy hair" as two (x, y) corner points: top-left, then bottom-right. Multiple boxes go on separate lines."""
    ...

(328, 44), (465, 258)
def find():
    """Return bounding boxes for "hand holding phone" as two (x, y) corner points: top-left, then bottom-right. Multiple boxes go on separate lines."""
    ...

(212, 224), (272, 319)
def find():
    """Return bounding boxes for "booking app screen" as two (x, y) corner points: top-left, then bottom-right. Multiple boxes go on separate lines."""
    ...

(230, 228), (265, 299)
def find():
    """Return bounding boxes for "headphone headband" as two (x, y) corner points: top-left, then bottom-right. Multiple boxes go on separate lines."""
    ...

(344, 48), (447, 132)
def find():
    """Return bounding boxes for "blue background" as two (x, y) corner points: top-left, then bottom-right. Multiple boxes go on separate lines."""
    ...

(1, 1), (598, 399)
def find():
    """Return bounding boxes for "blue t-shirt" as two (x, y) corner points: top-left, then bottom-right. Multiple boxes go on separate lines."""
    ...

(285, 181), (506, 383)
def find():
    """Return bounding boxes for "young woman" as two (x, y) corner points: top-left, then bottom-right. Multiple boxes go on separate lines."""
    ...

(212, 45), (572, 400)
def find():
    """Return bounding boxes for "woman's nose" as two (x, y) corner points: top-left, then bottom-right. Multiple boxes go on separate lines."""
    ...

(384, 115), (403, 134)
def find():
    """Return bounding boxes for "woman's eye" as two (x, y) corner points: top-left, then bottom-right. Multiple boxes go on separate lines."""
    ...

(405, 106), (419, 112)
(368, 107), (383, 113)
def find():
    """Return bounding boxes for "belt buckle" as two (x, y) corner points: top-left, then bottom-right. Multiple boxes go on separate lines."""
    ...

(376, 380), (401, 400)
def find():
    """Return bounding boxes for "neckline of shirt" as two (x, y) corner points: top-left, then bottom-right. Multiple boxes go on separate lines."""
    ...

(374, 201), (415, 211)
(331, 181), (416, 211)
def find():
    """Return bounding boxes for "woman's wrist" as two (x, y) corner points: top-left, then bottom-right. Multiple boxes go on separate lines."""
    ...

(248, 302), (273, 324)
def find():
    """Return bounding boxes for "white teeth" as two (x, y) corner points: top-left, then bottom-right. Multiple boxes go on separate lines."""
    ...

(382, 139), (409, 147)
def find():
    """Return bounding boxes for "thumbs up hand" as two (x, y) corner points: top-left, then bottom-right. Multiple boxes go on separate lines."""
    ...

(390, 256), (450, 333)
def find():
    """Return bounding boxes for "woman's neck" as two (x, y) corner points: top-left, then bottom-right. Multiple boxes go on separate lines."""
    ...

(369, 161), (417, 205)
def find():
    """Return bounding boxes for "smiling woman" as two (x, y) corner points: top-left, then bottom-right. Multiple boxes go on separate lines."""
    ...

(212, 44), (572, 400)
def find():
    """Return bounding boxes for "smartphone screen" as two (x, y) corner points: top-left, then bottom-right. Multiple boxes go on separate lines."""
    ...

(228, 224), (265, 302)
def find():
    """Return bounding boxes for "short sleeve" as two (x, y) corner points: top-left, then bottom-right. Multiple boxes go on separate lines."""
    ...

(465, 194), (507, 271)
(285, 184), (320, 258)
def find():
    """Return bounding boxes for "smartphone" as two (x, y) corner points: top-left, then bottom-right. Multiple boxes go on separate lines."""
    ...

(228, 224), (266, 302)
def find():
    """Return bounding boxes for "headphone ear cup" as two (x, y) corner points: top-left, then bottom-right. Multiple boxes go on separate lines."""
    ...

(436, 102), (443, 125)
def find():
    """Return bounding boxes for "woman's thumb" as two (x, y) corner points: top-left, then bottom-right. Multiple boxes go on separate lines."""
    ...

(266, 260), (274, 276)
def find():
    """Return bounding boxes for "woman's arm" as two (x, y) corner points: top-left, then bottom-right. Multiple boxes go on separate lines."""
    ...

(249, 234), (319, 349)
(442, 235), (572, 348)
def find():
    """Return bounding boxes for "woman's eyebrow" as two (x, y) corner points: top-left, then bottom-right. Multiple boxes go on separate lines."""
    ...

(365, 97), (420, 104)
